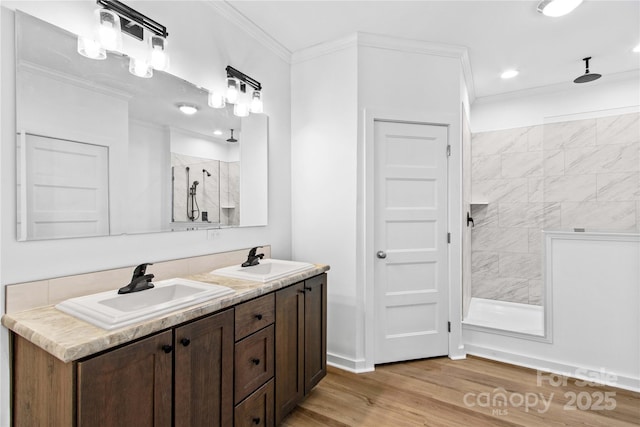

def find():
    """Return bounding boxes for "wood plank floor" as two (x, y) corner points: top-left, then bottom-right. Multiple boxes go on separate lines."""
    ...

(282, 356), (640, 427)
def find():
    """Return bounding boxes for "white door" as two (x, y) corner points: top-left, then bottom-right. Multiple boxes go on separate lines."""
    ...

(374, 120), (449, 364)
(23, 134), (110, 239)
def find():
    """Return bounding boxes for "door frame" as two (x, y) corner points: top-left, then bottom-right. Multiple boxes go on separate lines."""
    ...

(361, 108), (465, 371)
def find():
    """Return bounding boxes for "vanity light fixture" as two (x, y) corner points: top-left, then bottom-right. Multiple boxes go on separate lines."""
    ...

(208, 91), (226, 109)
(77, 0), (170, 76)
(537, 0), (583, 17)
(178, 104), (199, 115)
(633, 44), (640, 53)
(225, 66), (264, 117)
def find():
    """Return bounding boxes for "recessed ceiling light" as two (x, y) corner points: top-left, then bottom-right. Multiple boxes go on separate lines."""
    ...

(178, 104), (198, 115)
(213, 130), (223, 136)
(633, 44), (640, 53)
(537, 0), (583, 17)
(501, 69), (519, 79)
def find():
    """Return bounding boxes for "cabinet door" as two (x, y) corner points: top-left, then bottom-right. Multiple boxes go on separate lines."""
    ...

(77, 330), (173, 427)
(304, 274), (327, 394)
(274, 282), (305, 424)
(174, 309), (234, 427)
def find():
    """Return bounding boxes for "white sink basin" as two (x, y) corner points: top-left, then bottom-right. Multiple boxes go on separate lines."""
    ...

(211, 259), (315, 283)
(55, 278), (234, 330)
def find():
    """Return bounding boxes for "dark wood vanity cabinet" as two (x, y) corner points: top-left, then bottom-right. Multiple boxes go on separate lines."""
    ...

(10, 273), (327, 427)
(275, 274), (327, 424)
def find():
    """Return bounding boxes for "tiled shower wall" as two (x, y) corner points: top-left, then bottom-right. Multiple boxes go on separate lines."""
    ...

(470, 112), (640, 305)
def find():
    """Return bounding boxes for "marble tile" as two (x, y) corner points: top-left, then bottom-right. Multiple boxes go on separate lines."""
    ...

(596, 113), (640, 145)
(528, 228), (543, 254)
(565, 143), (639, 175)
(6, 281), (49, 314)
(543, 175), (597, 202)
(471, 251), (499, 275)
(470, 203), (498, 228)
(499, 203), (561, 228)
(472, 127), (529, 157)
(528, 177), (544, 203)
(542, 118), (596, 151)
(543, 150), (564, 176)
(528, 280), (544, 306)
(501, 151), (543, 178)
(471, 226), (529, 253)
(471, 276), (529, 304)
(473, 178), (529, 203)
(596, 173), (640, 201)
(527, 125), (544, 152)
(472, 155), (502, 181)
(560, 201), (637, 230)
(499, 253), (542, 280)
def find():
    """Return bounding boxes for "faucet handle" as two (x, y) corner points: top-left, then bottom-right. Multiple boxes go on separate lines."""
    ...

(132, 263), (154, 279)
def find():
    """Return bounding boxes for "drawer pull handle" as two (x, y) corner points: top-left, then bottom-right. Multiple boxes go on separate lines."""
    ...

(255, 314), (263, 320)
(161, 345), (173, 354)
(251, 358), (261, 365)
(252, 417), (261, 425)
(305, 286), (312, 291)
(180, 338), (191, 347)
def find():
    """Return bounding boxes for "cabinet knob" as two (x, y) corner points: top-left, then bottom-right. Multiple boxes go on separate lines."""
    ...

(254, 314), (263, 320)
(251, 358), (261, 366)
(252, 417), (261, 425)
(180, 338), (191, 347)
(161, 345), (173, 354)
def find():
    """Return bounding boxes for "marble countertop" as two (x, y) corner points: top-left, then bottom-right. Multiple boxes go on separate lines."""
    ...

(2, 264), (329, 363)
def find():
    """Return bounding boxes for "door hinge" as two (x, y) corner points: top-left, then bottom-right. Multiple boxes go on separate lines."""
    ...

(448, 321), (451, 333)
(447, 232), (451, 243)
(446, 145), (451, 156)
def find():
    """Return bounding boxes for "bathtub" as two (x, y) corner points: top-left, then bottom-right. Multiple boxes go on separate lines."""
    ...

(463, 298), (544, 337)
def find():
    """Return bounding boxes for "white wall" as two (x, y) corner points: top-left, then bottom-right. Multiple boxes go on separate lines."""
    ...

(1, 2), (291, 425)
(292, 33), (467, 371)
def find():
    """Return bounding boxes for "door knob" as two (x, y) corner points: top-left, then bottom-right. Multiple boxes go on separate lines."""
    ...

(376, 251), (387, 259)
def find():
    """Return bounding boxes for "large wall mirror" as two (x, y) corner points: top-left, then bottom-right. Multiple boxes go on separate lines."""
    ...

(15, 11), (268, 241)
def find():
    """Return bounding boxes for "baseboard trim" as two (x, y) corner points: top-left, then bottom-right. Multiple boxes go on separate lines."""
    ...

(327, 352), (374, 374)
(465, 343), (640, 393)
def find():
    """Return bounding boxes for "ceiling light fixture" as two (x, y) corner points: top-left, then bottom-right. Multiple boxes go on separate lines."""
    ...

(225, 66), (263, 117)
(500, 69), (519, 79)
(213, 130), (223, 136)
(537, 0), (583, 17)
(178, 104), (198, 115)
(77, 0), (170, 77)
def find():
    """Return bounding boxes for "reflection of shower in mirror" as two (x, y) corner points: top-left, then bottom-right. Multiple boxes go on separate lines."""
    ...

(186, 167), (200, 221)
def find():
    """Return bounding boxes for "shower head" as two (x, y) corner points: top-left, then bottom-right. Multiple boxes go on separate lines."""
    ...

(574, 57), (601, 84)
(192, 180), (199, 187)
(227, 129), (238, 143)
(203, 169), (211, 177)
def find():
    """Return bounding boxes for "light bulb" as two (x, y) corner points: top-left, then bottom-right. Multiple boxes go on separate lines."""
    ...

(96, 9), (122, 51)
(233, 103), (250, 117)
(226, 77), (239, 104)
(208, 91), (226, 109)
(149, 35), (169, 71)
(77, 36), (106, 60)
(129, 57), (153, 78)
(249, 90), (263, 113)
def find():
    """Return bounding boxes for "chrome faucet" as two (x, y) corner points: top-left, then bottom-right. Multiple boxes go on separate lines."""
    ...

(242, 247), (264, 267)
(118, 263), (155, 294)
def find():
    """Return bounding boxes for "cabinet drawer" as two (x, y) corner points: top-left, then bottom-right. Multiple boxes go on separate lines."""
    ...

(235, 294), (275, 341)
(235, 325), (274, 404)
(234, 379), (274, 427)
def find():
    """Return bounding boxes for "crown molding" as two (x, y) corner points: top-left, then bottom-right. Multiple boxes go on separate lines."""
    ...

(473, 69), (640, 106)
(291, 31), (476, 101)
(203, 0), (291, 64)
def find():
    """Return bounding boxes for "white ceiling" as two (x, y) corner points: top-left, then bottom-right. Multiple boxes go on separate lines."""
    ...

(227, 0), (640, 99)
